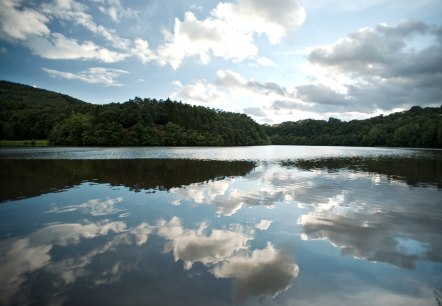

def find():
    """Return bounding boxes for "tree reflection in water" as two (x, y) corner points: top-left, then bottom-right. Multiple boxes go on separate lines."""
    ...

(0, 149), (441, 306)
(0, 159), (256, 202)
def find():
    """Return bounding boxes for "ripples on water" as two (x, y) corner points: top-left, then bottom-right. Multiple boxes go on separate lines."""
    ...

(0, 146), (441, 306)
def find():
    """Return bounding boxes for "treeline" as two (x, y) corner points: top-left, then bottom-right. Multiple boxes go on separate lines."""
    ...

(0, 81), (269, 146)
(1, 80), (442, 148)
(264, 106), (442, 148)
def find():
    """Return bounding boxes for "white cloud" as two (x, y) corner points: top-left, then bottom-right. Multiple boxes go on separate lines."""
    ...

(41, 0), (131, 50)
(48, 197), (124, 215)
(170, 181), (230, 206)
(157, 11), (258, 69)
(212, 242), (299, 302)
(0, 0), (305, 69)
(0, 238), (52, 305)
(157, 217), (252, 270)
(255, 219), (273, 231)
(257, 56), (277, 67)
(0, 0), (133, 63)
(29, 33), (128, 62)
(171, 79), (229, 105)
(0, 0), (50, 40)
(97, 0), (138, 22)
(31, 221), (127, 247)
(157, 0), (305, 68)
(170, 69), (315, 122)
(133, 38), (156, 64)
(43, 66), (128, 86)
(213, 0), (306, 44)
(217, 69), (290, 97)
(0, 219), (130, 303)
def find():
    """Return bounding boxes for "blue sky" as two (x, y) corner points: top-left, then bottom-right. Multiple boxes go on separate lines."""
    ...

(0, 0), (441, 123)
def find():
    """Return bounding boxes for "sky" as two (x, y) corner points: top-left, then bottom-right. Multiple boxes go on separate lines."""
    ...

(0, 0), (441, 124)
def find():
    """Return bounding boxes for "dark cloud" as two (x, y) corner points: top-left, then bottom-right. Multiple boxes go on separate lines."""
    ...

(217, 69), (290, 96)
(270, 100), (304, 111)
(307, 21), (431, 76)
(302, 21), (442, 114)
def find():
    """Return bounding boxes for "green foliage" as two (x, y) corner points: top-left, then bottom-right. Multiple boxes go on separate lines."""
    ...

(0, 80), (269, 146)
(0, 139), (49, 146)
(266, 106), (442, 148)
(2, 80), (441, 148)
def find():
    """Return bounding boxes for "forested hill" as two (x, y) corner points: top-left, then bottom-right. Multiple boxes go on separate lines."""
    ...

(264, 106), (442, 148)
(0, 80), (269, 146)
(1, 80), (441, 148)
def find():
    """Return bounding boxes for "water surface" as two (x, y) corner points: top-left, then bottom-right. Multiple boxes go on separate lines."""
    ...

(0, 146), (441, 306)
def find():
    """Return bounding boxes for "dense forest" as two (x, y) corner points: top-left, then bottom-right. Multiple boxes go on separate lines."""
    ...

(1, 80), (441, 148)
(0, 81), (269, 146)
(264, 106), (442, 148)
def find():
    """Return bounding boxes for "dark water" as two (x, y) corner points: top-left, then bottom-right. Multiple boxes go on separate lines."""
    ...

(0, 146), (441, 306)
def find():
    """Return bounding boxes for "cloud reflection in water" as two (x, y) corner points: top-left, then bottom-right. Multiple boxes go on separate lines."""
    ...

(0, 151), (440, 305)
(157, 217), (252, 269)
(0, 216), (153, 305)
(168, 158), (442, 270)
(213, 242), (299, 302)
(156, 217), (299, 302)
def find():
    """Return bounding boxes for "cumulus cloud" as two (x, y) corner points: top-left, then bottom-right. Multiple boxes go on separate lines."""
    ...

(171, 79), (228, 105)
(157, 0), (305, 68)
(0, 0), (132, 63)
(301, 21), (442, 113)
(133, 38), (156, 64)
(171, 69), (313, 122)
(218, 69), (290, 97)
(308, 22), (430, 76)
(157, 217), (252, 269)
(157, 11), (257, 69)
(0, 0), (50, 40)
(43, 66), (128, 86)
(0, 0), (305, 69)
(213, 0), (306, 44)
(212, 242), (299, 302)
(256, 56), (277, 67)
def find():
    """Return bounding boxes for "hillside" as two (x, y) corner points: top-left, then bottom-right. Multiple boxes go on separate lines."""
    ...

(0, 81), (90, 140)
(1, 80), (441, 148)
(0, 80), (269, 146)
(264, 106), (442, 148)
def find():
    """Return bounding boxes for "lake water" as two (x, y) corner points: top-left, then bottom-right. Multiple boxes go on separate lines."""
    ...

(0, 146), (441, 306)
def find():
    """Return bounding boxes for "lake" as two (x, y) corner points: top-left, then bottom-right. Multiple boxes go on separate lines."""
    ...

(0, 146), (441, 306)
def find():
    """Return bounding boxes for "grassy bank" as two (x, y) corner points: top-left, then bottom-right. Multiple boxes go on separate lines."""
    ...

(0, 139), (50, 146)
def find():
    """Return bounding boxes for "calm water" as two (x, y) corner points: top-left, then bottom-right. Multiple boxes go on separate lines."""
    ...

(0, 146), (441, 306)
